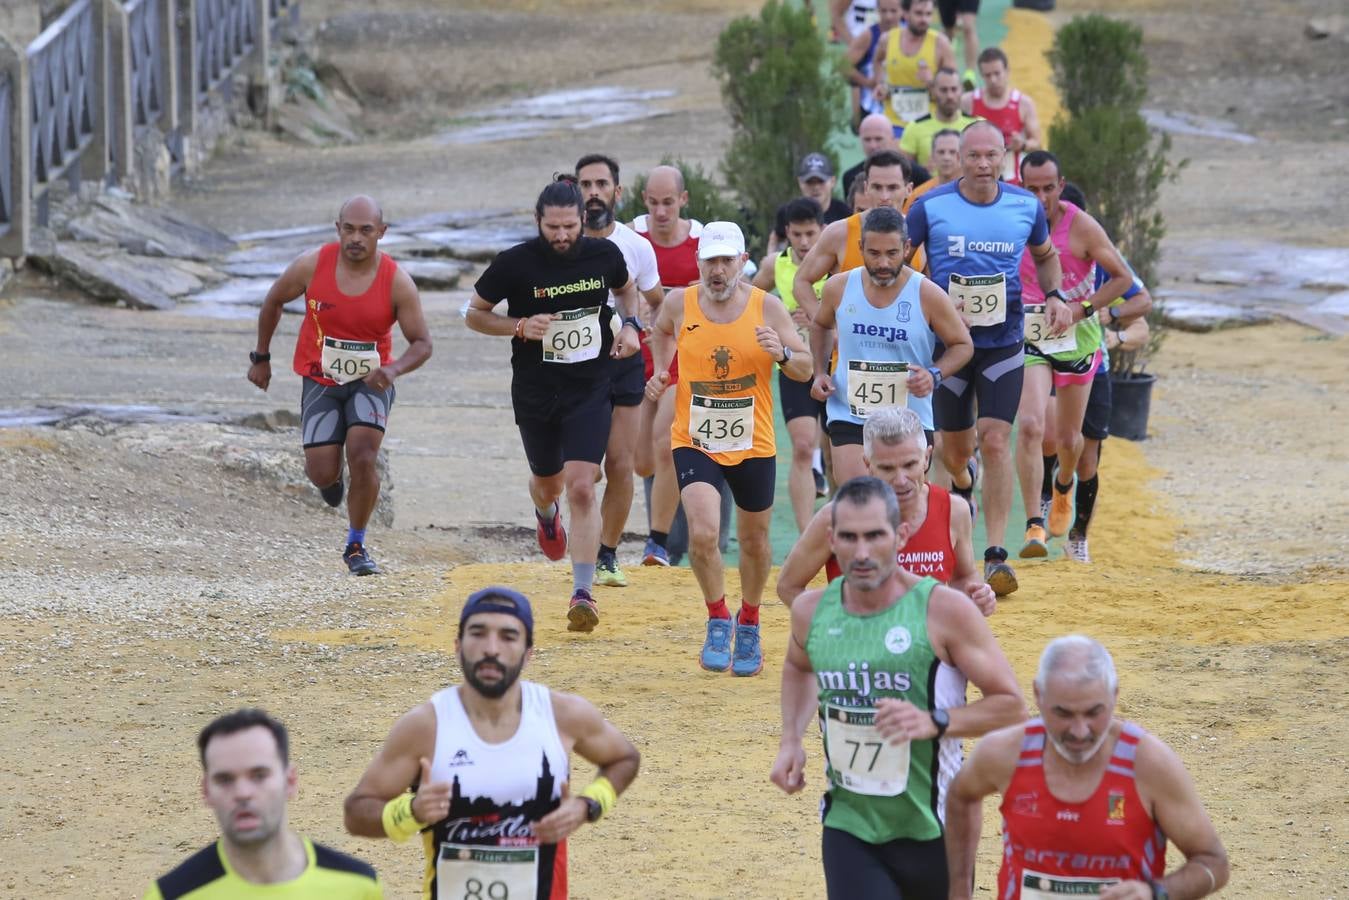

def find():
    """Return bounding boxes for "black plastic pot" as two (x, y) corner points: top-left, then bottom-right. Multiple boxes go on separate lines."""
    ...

(1109, 373), (1156, 441)
(1012, 0), (1055, 9)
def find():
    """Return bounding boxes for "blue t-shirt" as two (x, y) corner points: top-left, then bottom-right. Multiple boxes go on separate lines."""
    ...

(906, 179), (1048, 349)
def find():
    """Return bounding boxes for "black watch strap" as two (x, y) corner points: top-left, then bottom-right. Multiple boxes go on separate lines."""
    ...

(249, 351), (271, 364)
(582, 796), (603, 823)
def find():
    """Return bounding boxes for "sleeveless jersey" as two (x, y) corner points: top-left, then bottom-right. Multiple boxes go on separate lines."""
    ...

(882, 27), (937, 128)
(824, 485), (956, 584)
(998, 720), (1167, 899)
(971, 89), (1027, 185)
(632, 216), (703, 289)
(672, 287), (777, 465)
(806, 576), (967, 844)
(844, 0), (879, 39)
(905, 179), (1049, 349)
(827, 267), (938, 430)
(858, 24), (885, 117)
(294, 243), (396, 385)
(774, 248), (825, 312)
(420, 683), (569, 900)
(1019, 200), (1102, 361)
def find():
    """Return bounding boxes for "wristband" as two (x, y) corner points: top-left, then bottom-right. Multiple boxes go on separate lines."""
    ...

(513, 318), (526, 340)
(382, 792), (425, 842)
(578, 776), (617, 820)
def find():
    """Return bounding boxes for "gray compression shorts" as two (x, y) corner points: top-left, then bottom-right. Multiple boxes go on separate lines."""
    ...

(300, 377), (395, 448)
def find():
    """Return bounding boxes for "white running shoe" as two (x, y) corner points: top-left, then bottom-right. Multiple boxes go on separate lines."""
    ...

(1065, 531), (1091, 563)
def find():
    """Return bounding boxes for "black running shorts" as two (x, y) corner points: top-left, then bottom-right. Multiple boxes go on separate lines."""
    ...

(779, 369), (823, 422)
(937, 0), (980, 30)
(513, 370), (612, 476)
(671, 447), (776, 513)
(1082, 360), (1113, 441)
(821, 826), (948, 900)
(933, 342), (1025, 431)
(301, 377), (395, 448)
(610, 351), (645, 408)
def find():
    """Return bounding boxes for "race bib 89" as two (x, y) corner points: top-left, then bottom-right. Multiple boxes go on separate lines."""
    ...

(437, 844), (538, 900)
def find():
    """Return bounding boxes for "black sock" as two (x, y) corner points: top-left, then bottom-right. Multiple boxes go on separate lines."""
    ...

(1073, 475), (1099, 536)
(599, 543), (617, 559)
(1041, 455), (1057, 500)
(649, 530), (668, 549)
(984, 545), (1007, 563)
(1054, 478), (1073, 494)
(1026, 516), (1045, 530)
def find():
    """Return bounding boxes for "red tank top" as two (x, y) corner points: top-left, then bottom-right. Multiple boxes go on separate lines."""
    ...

(825, 485), (956, 582)
(998, 720), (1167, 898)
(293, 243), (397, 384)
(635, 218), (702, 288)
(972, 89), (1025, 185)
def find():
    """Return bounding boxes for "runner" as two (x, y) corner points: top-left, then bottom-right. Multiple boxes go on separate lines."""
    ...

(897, 68), (981, 170)
(645, 222), (812, 676)
(905, 120), (1071, 597)
(872, 0), (956, 136)
(770, 476), (1025, 899)
(936, 0), (981, 90)
(775, 406), (996, 614)
(946, 635), (1230, 900)
(831, 0), (880, 42)
(962, 46), (1042, 186)
(144, 709), (383, 899)
(574, 154), (666, 587)
(902, 128), (961, 212)
(842, 113), (901, 198)
(248, 195), (432, 577)
(751, 197), (830, 532)
(843, 0), (904, 129)
(810, 206), (972, 483)
(464, 179), (641, 633)
(1013, 151), (1133, 560)
(343, 587), (641, 900)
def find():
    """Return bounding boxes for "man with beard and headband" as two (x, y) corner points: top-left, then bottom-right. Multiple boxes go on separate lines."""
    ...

(248, 194), (432, 577)
(574, 155), (666, 587)
(946, 635), (1230, 900)
(144, 709), (383, 899)
(645, 222), (813, 677)
(465, 180), (642, 633)
(770, 476), (1024, 900)
(810, 206), (972, 485)
(345, 587), (641, 900)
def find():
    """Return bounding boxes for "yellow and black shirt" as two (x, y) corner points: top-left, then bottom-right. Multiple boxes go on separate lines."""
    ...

(143, 836), (382, 900)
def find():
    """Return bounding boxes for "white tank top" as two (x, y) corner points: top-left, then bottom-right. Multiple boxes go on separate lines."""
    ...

(423, 681), (569, 899)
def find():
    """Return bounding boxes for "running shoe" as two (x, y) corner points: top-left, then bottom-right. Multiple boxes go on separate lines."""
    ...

(567, 589), (599, 633)
(813, 467), (828, 498)
(343, 542), (380, 576)
(1019, 524), (1048, 559)
(320, 475), (344, 508)
(700, 616), (733, 672)
(596, 551), (628, 587)
(1065, 530), (1091, 563)
(984, 559), (1019, 597)
(536, 504), (567, 561)
(731, 619), (764, 677)
(641, 539), (670, 567)
(1048, 484), (1073, 537)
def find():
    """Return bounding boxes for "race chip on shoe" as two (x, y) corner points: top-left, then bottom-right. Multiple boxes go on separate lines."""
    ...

(847, 360), (909, 418)
(1023, 305), (1077, 355)
(949, 272), (1008, 328)
(824, 702), (911, 797)
(689, 394), (755, 454)
(438, 843), (539, 900)
(322, 337), (381, 384)
(542, 306), (602, 363)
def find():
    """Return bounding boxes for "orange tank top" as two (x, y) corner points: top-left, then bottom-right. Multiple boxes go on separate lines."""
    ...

(294, 243), (397, 384)
(672, 286), (777, 464)
(840, 212), (927, 274)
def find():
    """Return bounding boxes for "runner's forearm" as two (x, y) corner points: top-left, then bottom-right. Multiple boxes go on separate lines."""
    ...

(388, 337), (432, 377)
(945, 693), (1025, 740)
(464, 306), (518, 337)
(809, 322), (833, 378)
(1159, 853), (1228, 900)
(943, 794), (982, 900)
(779, 659), (818, 745)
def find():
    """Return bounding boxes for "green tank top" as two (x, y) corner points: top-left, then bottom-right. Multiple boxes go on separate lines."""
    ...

(806, 576), (946, 844)
(773, 248), (825, 312)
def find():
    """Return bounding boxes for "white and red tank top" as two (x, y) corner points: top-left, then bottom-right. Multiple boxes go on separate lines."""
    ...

(293, 242), (396, 384)
(998, 719), (1167, 899)
(826, 485), (957, 583)
(421, 682), (570, 900)
(972, 89), (1026, 185)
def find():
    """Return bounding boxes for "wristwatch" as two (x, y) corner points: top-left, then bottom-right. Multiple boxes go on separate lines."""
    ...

(249, 351), (271, 364)
(621, 316), (642, 332)
(927, 366), (942, 388)
(1107, 305), (1120, 323)
(778, 346), (793, 366)
(930, 709), (950, 740)
(1045, 288), (1066, 304)
(582, 796), (603, 823)
(1080, 299), (1097, 317)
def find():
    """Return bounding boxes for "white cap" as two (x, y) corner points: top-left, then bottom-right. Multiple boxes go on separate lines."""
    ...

(697, 221), (746, 260)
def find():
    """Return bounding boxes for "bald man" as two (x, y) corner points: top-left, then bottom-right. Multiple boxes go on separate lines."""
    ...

(248, 195), (432, 575)
(841, 113), (899, 199)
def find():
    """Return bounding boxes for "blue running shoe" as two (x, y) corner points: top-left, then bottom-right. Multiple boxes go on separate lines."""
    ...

(732, 619), (763, 677)
(700, 617), (733, 672)
(641, 539), (670, 567)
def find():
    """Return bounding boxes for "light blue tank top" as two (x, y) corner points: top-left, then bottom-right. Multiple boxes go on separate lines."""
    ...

(826, 268), (937, 430)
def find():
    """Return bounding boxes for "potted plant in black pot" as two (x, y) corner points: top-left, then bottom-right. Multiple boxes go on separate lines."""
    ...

(1105, 298), (1164, 440)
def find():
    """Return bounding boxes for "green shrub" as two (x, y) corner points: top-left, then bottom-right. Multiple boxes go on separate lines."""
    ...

(712, 0), (848, 252)
(1048, 14), (1149, 115)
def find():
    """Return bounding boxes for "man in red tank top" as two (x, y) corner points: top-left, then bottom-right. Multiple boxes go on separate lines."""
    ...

(961, 46), (1042, 186)
(247, 195), (432, 575)
(946, 636), (1230, 900)
(776, 406), (994, 613)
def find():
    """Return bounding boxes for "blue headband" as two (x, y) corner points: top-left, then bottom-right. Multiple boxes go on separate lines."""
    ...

(459, 586), (534, 644)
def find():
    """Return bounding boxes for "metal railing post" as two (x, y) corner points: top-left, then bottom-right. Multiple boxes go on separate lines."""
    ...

(249, 0), (272, 123)
(81, 0), (110, 186)
(177, 0), (198, 140)
(158, 0), (180, 136)
(105, 0), (134, 187)
(0, 39), (31, 258)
